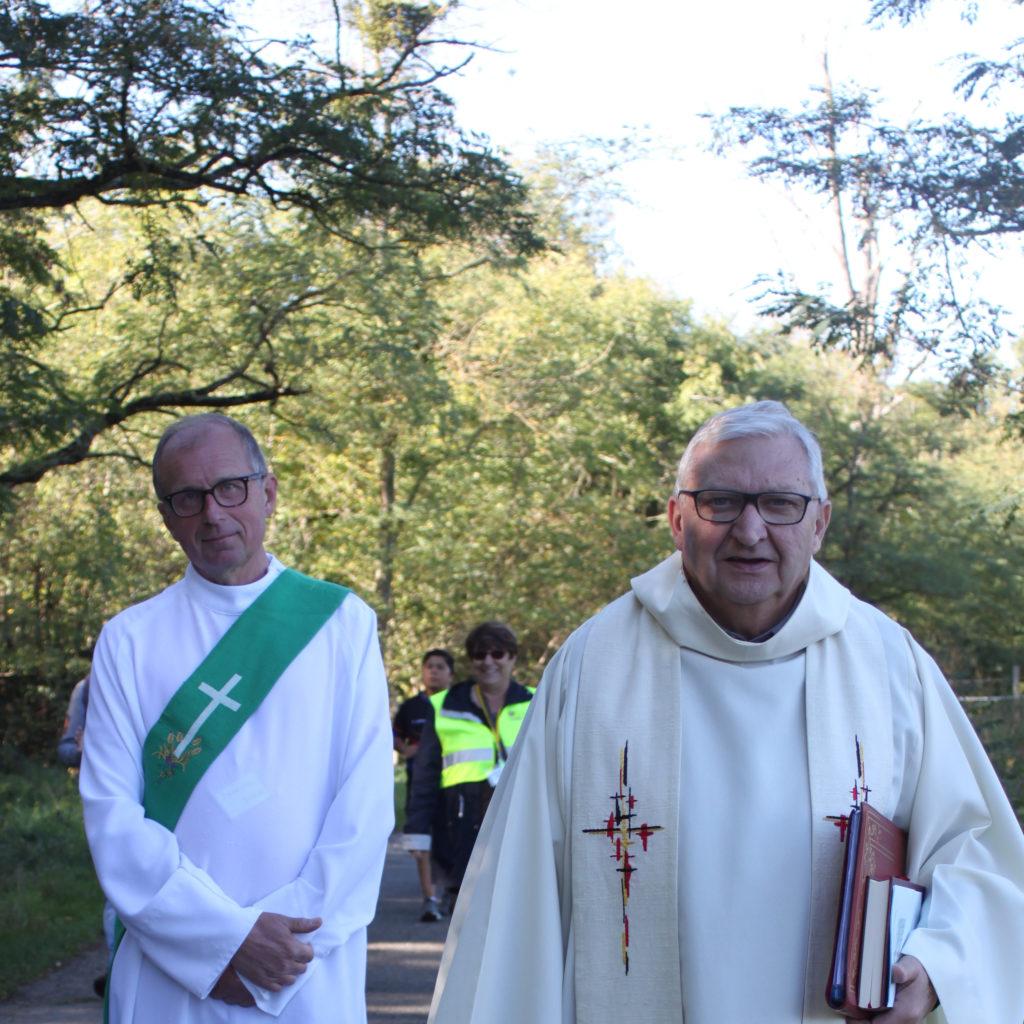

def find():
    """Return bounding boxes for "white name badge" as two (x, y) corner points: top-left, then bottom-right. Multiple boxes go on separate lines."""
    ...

(487, 759), (506, 788)
(213, 773), (272, 819)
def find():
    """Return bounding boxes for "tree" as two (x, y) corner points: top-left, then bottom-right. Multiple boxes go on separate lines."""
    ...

(864, 0), (1024, 240)
(0, 185), (719, 736)
(0, 0), (541, 503)
(262, 225), (472, 659)
(263, 233), (710, 675)
(0, 0), (537, 242)
(5, 201), (1023, 756)
(708, 2), (1023, 395)
(721, 332), (1024, 679)
(0, 452), (177, 755)
(1, 201), (329, 504)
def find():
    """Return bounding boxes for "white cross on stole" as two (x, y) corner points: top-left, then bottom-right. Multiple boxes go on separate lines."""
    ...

(173, 674), (243, 757)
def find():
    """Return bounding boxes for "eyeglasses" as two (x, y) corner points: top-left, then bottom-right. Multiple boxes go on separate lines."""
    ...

(160, 473), (266, 518)
(470, 649), (510, 662)
(678, 489), (816, 525)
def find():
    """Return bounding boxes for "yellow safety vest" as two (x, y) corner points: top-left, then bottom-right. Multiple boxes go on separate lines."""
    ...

(431, 687), (533, 788)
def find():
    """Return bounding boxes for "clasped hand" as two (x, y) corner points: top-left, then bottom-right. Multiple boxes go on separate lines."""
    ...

(211, 911), (322, 1007)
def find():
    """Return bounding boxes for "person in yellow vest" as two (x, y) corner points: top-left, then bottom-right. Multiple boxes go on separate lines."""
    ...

(403, 622), (533, 915)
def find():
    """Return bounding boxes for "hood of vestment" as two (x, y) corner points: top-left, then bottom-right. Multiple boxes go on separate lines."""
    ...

(630, 552), (851, 662)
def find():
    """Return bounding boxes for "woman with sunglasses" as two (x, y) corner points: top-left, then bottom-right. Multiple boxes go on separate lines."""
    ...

(402, 622), (534, 916)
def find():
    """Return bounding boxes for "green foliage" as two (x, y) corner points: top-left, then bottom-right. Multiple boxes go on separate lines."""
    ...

(708, 4), (1024, 394)
(710, 84), (1008, 385)
(265, 235), (710, 685)
(0, 0), (537, 245)
(719, 335), (1024, 676)
(524, 133), (658, 261)
(0, 154), (1022, 752)
(394, 772), (408, 831)
(0, 756), (104, 999)
(348, 0), (444, 56)
(0, 454), (177, 755)
(0, 0), (541, 501)
(2, 9), (1023, 987)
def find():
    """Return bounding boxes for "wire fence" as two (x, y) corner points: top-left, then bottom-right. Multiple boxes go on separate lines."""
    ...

(950, 667), (1022, 701)
(961, 694), (1024, 821)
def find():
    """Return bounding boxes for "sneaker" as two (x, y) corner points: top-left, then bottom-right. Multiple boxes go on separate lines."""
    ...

(93, 973), (107, 998)
(419, 897), (443, 923)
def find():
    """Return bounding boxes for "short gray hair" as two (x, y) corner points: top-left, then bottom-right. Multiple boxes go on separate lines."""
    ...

(673, 401), (827, 500)
(152, 413), (268, 495)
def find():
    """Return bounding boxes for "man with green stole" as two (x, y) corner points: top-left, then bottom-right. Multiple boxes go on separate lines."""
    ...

(429, 401), (1024, 1024)
(80, 413), (394, 1023)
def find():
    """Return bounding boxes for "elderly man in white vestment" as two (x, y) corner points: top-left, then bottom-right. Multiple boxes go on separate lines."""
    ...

(80, 413), (394, 1023)
(430, 400), (1024, 1024)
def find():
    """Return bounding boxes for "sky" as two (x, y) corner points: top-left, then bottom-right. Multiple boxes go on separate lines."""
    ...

(249, 0), (1023, 335)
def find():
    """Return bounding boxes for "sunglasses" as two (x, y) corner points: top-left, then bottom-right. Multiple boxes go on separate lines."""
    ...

(470, 649), (510, 662)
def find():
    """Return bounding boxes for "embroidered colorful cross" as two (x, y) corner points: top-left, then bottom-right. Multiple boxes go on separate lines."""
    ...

(173, 674), (243, 758)
(825, 734), (869, 843)
(581, 741), (664, 974)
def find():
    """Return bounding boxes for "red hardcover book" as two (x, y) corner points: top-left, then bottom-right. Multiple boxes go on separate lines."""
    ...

(826, 803), (908, 1018)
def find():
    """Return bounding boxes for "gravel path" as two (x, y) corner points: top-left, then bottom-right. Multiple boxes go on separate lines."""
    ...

(0, 837), (447, 1024)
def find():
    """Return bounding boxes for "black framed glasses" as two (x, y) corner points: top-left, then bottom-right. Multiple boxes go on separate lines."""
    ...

(678, 489), (816, 525)
(161, 473), (266, 518)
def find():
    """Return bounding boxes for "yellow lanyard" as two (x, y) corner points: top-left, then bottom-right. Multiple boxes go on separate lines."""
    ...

(474, 685), (507, 761)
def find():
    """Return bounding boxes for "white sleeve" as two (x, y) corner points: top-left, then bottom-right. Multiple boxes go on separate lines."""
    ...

(239, 601), (395, 1016)
(899, 636), (1024, 1024)
(80, 623), (259, 999)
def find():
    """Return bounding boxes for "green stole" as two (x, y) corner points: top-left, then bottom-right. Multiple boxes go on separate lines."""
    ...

(104, 567), (349, 1022)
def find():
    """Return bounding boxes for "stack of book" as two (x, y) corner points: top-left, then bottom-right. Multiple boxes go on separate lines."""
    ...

(826, 803), (925, 1017)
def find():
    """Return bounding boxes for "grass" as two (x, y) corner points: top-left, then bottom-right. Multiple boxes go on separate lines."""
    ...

(0, 755), (105, 999)
(0, 756), (410, 999)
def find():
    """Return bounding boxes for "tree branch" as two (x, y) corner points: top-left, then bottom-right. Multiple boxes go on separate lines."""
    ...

(0, 383), (307, 490)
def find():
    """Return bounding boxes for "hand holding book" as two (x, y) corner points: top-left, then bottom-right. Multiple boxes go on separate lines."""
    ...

(827, 803), (932, 1019)
(859, 876), (924, 1009)
(862, 954), (938, 1024)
